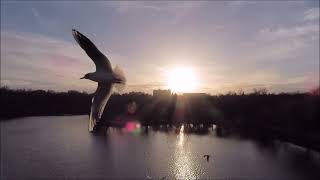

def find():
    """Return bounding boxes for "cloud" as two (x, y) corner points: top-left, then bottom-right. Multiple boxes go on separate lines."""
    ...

(108, 1), (203, 13)
(107, 1), (162, 13)
(31, 8), (40, 19)
(250, 21), (319, 61)
(228, 1), (256, 7)
(125, 83), (165, 94)
(219, 82), (311, 94)
(1, 31), (96, 92)
(304, 7), (319, 21)
(0, 31), (166, 93)
(217, 73), (318, 94)
(106, 1), (204, 23)
(1, 2), (318, 94)
(229, 1), (254, 5)
(257, 24), (318, 42)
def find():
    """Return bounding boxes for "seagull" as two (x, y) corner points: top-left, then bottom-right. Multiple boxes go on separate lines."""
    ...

(72, 29), (126, 132)
(203, 154), (210, 162)
(146, 175), (166, 180)
(161, 176), (167, 180)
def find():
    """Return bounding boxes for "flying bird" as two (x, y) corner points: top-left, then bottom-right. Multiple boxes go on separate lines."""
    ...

(72, 29), (126, 132)
(161, 176), (167, 180)
(203, 154), (210, 162)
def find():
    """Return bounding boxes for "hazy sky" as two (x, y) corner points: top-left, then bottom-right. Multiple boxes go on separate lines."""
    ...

(1, 1), (319, 94)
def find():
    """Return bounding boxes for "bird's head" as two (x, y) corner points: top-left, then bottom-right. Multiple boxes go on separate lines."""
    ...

(80, 73), (91, 80)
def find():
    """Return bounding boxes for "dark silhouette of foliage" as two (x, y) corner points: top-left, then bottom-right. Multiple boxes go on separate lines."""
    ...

(1, 86), (319, 151)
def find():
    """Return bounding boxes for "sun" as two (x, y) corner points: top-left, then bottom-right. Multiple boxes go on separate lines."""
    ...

(166, 67), (198, 93)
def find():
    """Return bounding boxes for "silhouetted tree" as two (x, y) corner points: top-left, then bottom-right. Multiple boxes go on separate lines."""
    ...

(1, 86), (319, 151)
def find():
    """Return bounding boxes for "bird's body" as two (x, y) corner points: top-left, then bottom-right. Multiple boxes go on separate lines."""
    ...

(204, 155), (210, 162)
(72, 29), (125, 132)
(84, 72), (120, 83)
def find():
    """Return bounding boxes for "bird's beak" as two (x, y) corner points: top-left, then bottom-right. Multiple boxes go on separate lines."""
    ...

(80, 76), (85, 79)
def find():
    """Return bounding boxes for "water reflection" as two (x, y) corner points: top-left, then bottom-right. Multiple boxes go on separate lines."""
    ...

(172, 125), (204, 179)
(178, 125), (184, 146)
(2, 116), (320, 180)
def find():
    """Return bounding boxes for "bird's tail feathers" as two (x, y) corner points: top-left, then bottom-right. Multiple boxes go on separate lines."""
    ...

(89, 100), (96, 132)
(113, 65), (126, 92)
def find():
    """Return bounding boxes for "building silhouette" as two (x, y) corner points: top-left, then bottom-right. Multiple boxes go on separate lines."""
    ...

(153, 89), (171, 99)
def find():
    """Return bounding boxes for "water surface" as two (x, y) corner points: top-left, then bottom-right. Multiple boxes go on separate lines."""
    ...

(1, 116), (319, 179)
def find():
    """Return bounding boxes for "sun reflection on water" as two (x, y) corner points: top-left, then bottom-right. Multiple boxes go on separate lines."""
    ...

(172, 125), (204, 179)
(178, 125), (185, 146)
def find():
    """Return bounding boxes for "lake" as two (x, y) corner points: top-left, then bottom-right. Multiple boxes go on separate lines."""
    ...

(1, 115), (319, 179)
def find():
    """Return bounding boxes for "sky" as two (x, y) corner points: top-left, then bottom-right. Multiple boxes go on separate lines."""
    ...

(1, 1), (319, 94)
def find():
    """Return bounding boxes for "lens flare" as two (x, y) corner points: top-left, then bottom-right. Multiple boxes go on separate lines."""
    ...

(124, 121), (141, 135)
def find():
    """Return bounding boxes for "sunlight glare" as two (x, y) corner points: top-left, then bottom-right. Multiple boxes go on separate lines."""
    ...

(166, 67), (198, 93)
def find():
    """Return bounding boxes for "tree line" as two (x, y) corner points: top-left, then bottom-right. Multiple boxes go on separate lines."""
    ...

(1, 86), (319, 150)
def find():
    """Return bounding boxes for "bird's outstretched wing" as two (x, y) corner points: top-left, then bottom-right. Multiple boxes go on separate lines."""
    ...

(72, 29), (112, 72)
(89, 83), (112, 132)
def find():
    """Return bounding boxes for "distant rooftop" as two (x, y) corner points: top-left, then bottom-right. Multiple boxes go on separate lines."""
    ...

(153, 89), (171, 97)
